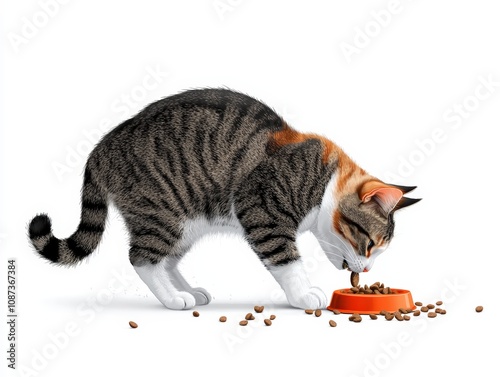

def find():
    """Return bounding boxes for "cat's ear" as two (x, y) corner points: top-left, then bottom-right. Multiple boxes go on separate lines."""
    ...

(393, 197), (422, 212)
(390, 184), (417, 194)
(359, 181), (403, 215)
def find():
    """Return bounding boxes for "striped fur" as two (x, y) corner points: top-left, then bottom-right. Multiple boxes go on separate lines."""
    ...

(28, 88), (419, 308)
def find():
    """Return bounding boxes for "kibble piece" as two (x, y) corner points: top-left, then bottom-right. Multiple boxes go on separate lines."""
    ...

(413, 310), (421, 317)
(428, 312), (437, 318)
(427, 304), (435, 309)
(350, 287), (359, 293)
(245, 313), (255, 320)
(353, 317), (362, 323)
(329, 320), (337, 327)
(239, 320), (248, 326)
(333, 310), (341, 315)
(305, 309), (314, 315)
(403, 315), (411, 321)
(193, 311), (200, 317)
(394, 312), (403, 321)
(414, 301), (423, 306)
(369, 314), (378, 320)
(421, 306), (429, 312)
(315, 309), (322, 317)
(264, 319), (272, 326)
(436, 301), (443, 306)
(440, 309), (447, 315)
(382, 287), (389, 295)
(254, 306), (264, 313)
(380, 310), (388, 316)
(270, 314), (276, 320)
(219, 316), (227, 322)
(350, 272), (360, 287)
(385, 314), (394, 321)
(129, 321), (138, 328)
(475, 306), (483, 313)
(399, 308), (408, 314)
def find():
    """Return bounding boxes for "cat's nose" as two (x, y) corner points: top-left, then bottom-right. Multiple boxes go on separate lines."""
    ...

(363, 268), (369, 272)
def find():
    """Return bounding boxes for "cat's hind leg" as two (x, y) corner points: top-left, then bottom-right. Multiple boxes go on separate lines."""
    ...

(166, 261), (212, 306)
(133, 257), (197, 310)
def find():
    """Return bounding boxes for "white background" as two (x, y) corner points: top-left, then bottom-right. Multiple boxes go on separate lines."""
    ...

(2, 1), (500, 376)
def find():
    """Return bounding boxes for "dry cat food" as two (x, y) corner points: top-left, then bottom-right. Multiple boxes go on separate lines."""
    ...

(245, 313), (255, 320)
(346, 282), (395, 295)
(350, 272), (360, 287)
(385, 313), (395, 321)
(239, 320), (248, 326)
(332, 309), (341, 315)
(329, 320), (337, 327)
(428, 312), (437, 318)
(264, 319), (272, 326)
(475, 306), (483, 313)
(414, 301), (423, 306)
(254, 306), (264, 313)
(219, 316), (227, 322)
(369, 314), (378, 320)
(436, 301), (443, 306)
(270, 314), (276, 320)
(305, 309), (314, 315)
(128, 321), (138, 328)
(193, 311), (200, 317)
(315, 309), (322, 317)
(349, 313), (362, 323)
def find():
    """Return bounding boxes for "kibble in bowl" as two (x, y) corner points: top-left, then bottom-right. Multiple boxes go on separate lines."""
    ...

(327, 281), (416, 315)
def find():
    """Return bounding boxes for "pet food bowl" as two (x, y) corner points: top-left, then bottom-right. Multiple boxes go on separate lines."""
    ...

(327, 288), (416, 314)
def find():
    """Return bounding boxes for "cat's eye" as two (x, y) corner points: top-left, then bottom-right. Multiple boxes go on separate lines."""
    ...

(367, 240), (375, 252)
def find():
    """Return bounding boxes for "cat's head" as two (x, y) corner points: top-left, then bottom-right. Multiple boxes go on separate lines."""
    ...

(318, 178), (420, 273)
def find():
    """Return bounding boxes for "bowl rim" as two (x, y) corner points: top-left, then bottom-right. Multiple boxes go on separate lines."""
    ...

(327, 288), (416, 314)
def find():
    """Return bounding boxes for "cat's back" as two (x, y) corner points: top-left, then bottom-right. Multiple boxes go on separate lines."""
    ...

(108, 88), (282, 138)
(93, 88), (285, 201)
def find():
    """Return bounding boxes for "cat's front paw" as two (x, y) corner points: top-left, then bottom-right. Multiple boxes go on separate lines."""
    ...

(161, 291), (196, 310)
(192, 287), (212, 305)
(287, 286), (327, 310)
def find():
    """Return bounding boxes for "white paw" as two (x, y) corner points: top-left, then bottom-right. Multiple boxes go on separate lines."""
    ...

(161, 291), (196, 310)
(192, 287), (212, 305)
(287, 286), (327, 309)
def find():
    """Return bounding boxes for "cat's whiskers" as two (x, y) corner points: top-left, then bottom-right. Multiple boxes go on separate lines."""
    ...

(327, 230), (354, 255)
(318, 239), (356, 264)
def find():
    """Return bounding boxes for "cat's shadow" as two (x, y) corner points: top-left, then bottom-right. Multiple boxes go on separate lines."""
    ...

(45, 295), (294, 312)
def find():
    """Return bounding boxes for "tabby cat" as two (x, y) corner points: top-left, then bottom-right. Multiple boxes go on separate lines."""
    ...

(28, 89), (420, 310)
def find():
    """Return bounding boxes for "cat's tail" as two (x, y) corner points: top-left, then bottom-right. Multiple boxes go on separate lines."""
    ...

(28, 166), (108, 265)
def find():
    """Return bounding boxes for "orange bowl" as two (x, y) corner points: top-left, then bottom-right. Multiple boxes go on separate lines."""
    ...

(327, 288), (416, 314)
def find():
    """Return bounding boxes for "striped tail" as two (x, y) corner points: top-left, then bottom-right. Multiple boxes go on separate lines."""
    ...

(28, 167), (108, 265)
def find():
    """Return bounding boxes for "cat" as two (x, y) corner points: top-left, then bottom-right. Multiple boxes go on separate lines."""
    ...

(28, 88), (420, 310)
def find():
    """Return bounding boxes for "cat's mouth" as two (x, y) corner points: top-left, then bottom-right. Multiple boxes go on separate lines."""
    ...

(342, 259), (348, 270)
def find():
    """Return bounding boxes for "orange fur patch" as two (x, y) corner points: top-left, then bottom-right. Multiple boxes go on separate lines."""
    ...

(270, 122), (335, 164)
